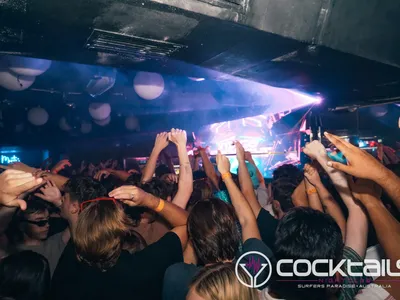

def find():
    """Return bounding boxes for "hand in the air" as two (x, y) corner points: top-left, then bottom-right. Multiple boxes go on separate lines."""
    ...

(109, 186), (149, 207)
(51, 159), (72, 174)
(324, 132), (386, 181)
(154, 132), (169, 152)
(216, 151), (231, 175)
(234, 141), (245, 162)
(303, 140), (327, 160)
(304, 163), (322, 186)
(0, 170), (43, 210)
(161, 173), (179, 184)
(168, 129), (187, 147)
(94, 170), (111, 181)
(34, 180), (62, 207)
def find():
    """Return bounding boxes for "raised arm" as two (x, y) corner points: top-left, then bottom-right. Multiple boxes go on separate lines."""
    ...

(303, 164), (323, 212)
(168, 129), (193, 209)
(304, 140), (368, 258)
(141, 132), (169, 183)
(216, 151), (261, 241)
(235, 142), (262, 218)
(245, 151), (266, 189)
(324, 132), (400, 211)
(109, 185), (188, 248)
(304, 163), (346, 240)
(199, 147), (220, 190)
(94, 169), (131, 182)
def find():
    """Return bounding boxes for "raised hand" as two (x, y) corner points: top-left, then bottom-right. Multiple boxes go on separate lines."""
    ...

(244, 151), (254, 163)
(304, 163), (322, 186)
(94, 170), (111, 181)
(161, 173), (179, 184)
(234, 141), (245, 162)
(109, 185), (149, 207)
(324, 132), (386, 181)
(51, 159), (72, 174)
(216, 151), (230, 174)
(0, 170), (43, 210)
(168, 129), (187, 147)
(128, 169), (140, 175)
(303, 140), (327, 160)
(34, 180), (62, 207)
(154, 132), (169, 152)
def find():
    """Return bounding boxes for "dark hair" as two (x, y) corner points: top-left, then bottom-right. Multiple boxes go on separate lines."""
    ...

(0, 251), (50, 300)
(125, 174), (142, 186)
(98, 176), (125, 194)
(187, 179), (213, 211)
(273, 164), (303, 185)
(270, 207), (343, 300)
(140, 179), (171, 200)
(63, 176), (107, 204)
(271, 179), (297, 212)
(6, 199), (50, 245)
(155, 164), (170, 178)
(188, 198), (240, 265)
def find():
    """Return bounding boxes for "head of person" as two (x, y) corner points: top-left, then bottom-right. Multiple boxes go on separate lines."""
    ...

(187, 263), (258, 300)
(74, 200), (134, 271)
(272, 164), (303, 185)
(61, 176), (107, 227)
(125, 173), (142, 186)
(124, 179), (171, 224)
(188, 198), (240, 265)
(237, 162), (260, 189)
(155, 164), (171, 178)
(98, 176), (125, 194)
(270, 207), (343, 300)
(271, 179), (297, 219)
(8, 199), (51, 244)
(187, 179), (213, 212)
(0, 250), (50, 300)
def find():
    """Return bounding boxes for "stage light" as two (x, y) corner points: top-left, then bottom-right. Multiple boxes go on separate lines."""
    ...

(358, 141), (366, 148)
(315, 96), (323, 104)
(188, 77), (205, 82)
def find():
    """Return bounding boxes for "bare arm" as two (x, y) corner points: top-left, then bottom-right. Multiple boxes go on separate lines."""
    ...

(170, 130), (193, 209)
(291, 180), (309, 208)
(315, 182), (346, 241)
(109, 170), (131, 182)
(324, 132), (400, 211)
(217, 150), (261, 241)
(199, 149), (220, 190)
(141, 132), (169, 183)
(305, 141), (368, 258)
(237, 144), (262, 218)
(304, 179), (323, 212)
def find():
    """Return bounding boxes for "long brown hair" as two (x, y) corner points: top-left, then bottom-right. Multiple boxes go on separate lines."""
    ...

(74, 201), (133, 270)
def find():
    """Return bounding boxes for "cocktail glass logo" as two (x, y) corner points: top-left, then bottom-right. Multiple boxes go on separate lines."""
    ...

(235, 251), (272, 288)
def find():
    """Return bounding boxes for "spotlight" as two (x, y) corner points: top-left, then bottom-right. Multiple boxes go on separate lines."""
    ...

(314, 96), (323, 104)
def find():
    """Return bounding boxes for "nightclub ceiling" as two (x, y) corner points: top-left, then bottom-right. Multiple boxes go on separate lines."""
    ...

(0, 0), (399, 148)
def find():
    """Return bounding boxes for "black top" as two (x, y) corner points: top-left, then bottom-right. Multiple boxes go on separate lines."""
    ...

(162, 238), (274, 300)
(51, 232), (183, 300)
(257, 208), (279, 248)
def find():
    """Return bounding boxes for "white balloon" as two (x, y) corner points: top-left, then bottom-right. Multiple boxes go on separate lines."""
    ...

(133, 72), (164, 100)
(89, 103), (111, 121)
(125, 116), (139, 131)
(59, 117), (72, 131)
(6, 56), (52, 77)
(27, 107), (48, 126)
(0, 70), (35, 91)
(94, 116), (111, 126)
(81, 121), (92, 134)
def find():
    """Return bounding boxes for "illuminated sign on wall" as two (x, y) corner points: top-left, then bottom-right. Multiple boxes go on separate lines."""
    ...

(1, 155), (21, 164)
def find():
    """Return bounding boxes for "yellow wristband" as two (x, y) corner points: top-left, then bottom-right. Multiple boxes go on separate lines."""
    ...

(307, 188), (317, 195)
(155, 199), (165, 213)
(221, 172), (232, 181)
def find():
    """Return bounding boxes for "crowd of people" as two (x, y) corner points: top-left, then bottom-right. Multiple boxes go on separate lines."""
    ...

(0, 128), (399, 300)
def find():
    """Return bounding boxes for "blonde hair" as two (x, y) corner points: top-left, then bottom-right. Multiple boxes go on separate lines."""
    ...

(189, 263), (259, 300)
(74, 201), (133, 270)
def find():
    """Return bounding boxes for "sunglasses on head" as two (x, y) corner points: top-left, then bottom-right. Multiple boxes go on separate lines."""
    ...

(80, 197), (117, 211)
(22, 219), (49, 227)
